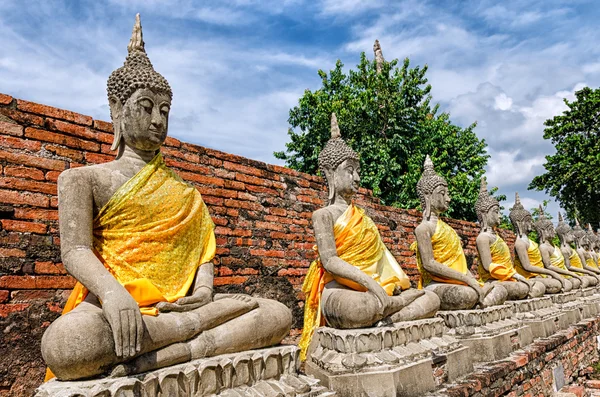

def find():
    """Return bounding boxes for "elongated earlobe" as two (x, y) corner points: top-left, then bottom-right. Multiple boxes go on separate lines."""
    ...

(424, 196), (431, 220)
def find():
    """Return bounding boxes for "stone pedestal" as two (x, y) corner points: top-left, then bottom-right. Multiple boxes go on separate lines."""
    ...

(305, 318), (472, 397)
(435, 305), (530, 364)
(36, 346), (333, 397)
(579, 288), (600, 318)
(551, 291), (585, 327)
(506, 297), (563, 339)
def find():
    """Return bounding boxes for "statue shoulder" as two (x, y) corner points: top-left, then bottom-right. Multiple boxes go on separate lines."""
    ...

(415, 220), (434, 239)
(312, 206), (336, 226)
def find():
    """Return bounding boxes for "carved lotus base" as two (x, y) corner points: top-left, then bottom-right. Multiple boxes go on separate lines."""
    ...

(36, 346), (332, 397)
(305, 318), (471, 397)
(435, 305), (531, 363)
(506, 297), (563, 338)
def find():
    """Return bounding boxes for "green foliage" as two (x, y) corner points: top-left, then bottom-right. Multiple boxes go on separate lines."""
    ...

(274, 54), (490, 221)
(529, 87), (600, 227)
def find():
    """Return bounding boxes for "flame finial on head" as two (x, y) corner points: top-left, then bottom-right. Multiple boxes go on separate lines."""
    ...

(127, 14), (145, 53)
(374, 39), (384, 73)
(475, 177), (499, 223)
(330, 113), (341, 139)
(558, 212), (564, 222)
(534, 204), (552, 233)
(556, 211), (570, 236)
(509, 192), (531, 224)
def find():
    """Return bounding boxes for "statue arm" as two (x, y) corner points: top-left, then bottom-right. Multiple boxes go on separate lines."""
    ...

(475, 234), (493, 272)
(58, 169), (143, 358)
(312, 209), (388, 310)
(538, 243), (568, 288)
(579, 250), (600, 275)
(514, 240), (561, 279)
(415, 223), (480, 289)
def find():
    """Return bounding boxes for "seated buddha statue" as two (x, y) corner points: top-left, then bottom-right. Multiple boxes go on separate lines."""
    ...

(475, 179), (545, 299)
(413, 156), (508, 310)
(510, 193), (567, 294)
(299, 114), (440, 360)
(586, 224), (600, 269)
(555, 213), (594, 287)
(41, 15), (292, 381)
(572, 219), (600, 282)
(536, 208), (584, 290)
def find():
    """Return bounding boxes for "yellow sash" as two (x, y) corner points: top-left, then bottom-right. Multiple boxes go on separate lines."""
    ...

(514, 239), (546, 279)
(299, 204), (410, 360)
(412, 219), (469, 288)
(477, 235), (516, 283)
(569, 248), (585, 275)
(550, 246), (571, 278)
(61, 153), (216, 316)
(586, 257), (598, 270)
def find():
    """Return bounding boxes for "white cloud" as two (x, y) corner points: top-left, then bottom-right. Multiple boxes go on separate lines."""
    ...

(494, 93), (513, 111)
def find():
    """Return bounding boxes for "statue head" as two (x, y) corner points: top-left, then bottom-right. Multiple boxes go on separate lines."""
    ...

(534, 205), (555, 242)
(509, 193), (533, 235)
(475, 177), (499, 228)
(107, 14), (173, 154)
(318, 113), (360, 205)
(572, 218), (588, 249)
(586, 223), (597, 251)
(417, 155), (449, 219)
(555, 212), (573, 244)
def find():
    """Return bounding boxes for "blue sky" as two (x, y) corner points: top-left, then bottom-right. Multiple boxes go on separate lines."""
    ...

(1, 0), (599, 220)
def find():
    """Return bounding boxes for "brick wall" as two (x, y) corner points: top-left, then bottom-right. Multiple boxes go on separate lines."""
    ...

(0, 92), (515, 396)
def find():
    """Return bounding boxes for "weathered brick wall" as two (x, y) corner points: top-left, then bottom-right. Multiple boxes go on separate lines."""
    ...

(0, 92), (515, 396)
(440, 317), (600, 397)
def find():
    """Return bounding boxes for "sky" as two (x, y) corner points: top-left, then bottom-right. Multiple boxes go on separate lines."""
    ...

(1, 0), (599, 220)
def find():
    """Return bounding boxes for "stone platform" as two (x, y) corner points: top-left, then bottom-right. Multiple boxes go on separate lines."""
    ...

(506, 296), (564, 338)
(305, 318), (471, 397)
(435, 305), (532, 363)
(36, 346), (333, 397)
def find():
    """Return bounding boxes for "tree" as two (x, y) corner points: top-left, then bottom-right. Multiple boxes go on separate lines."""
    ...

(529, 87), (600, 227)
(274, 46), (490, 221)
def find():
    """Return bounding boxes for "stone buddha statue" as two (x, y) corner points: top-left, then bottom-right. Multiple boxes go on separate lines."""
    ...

(572, 219), (600, 282)
(585, 224), (599, 269)
(475, 179), (545, 299)
(41, 15), (292, 381)
(510, 193), (566, 294)
(536, 207), (584, 290)
(555, 213), (594, 287)
(413, 156), (507, 310)
(299, 114), (440, 359)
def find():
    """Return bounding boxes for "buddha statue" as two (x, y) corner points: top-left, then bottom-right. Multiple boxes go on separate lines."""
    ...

(572, 219), (600, 282)
(40, 15), (292, 381)
(555, 213), (593, 287)
(475, 179), (545, 299)
(511, 194), (568, 293)
(536, 208), (584, 289)
(299, 114), (440, 359)
(586, 224), (599, 268)
(413, 156), (507, 310)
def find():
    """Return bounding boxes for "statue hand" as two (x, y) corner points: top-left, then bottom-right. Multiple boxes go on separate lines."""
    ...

(102, 290), (143, 359)
(214, 293), (259, 308)
(366, 281), (389, 317)
(474, 283), (491, 308)
(156, 288), (212, 313)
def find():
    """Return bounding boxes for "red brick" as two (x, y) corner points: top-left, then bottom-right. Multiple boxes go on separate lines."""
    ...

(254, 221), (285, 231)
(45, 171), (62, 182)
(50, 196), (58, 208)
(0, 120), (24, 137)
(178, 171), (224, 187)
(0, 290), (8, 303)
(224, 199), (263, 211)
(0, 149), (66, 170)
(0, 107), (44, 126)
(197, 186), (237, 199)
(0, 303), (30, 317)
(235, 172), (273, 187)
(45, 144), (85, 162)
(269, 208), (287, 216)
(164, 136), (181, 148)
(0, 93), (12, 105)
(214, 226), (251, 237)
(46, 118), (97, 140)
(85, 152), (115, 164)
(0, 189), (49, 207)
(0, 275), (75, 289)
(1, 220), (47, 234)
(0, 135), (41, 151)
(162, 147), (200, 163)
(3, 166), (45, 181)
(35, 262), (66, 274)
(13, 208), (58, 221)
(165, 158), (210, 174)
(97, 131), (113, 144)
(213, 276), (248, 286)
(245, 184), (279, 195)
(93, 119), (113, 133)
(224, 180), (245, 190)
(25, 127), (100, 152)
(101, 144), (113, 154)
(249, 249), (286, 258)
(297, 195), (323, 205)
(223, 161), (265, 178)
(17, 99), (92, 126)
(586, 380), (600, 389)
(0, 177), (57, 195)
(238, 192), (257, 201)
(0, 248), (26, 258)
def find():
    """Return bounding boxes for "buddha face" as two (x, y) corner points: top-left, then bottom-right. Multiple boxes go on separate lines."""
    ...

(482, 205), (500, 228)
(332, 159), (360, 199)
(519, 215), (533, 234)
(430, 185), (450, 215)
(111, 88), (171, 152)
